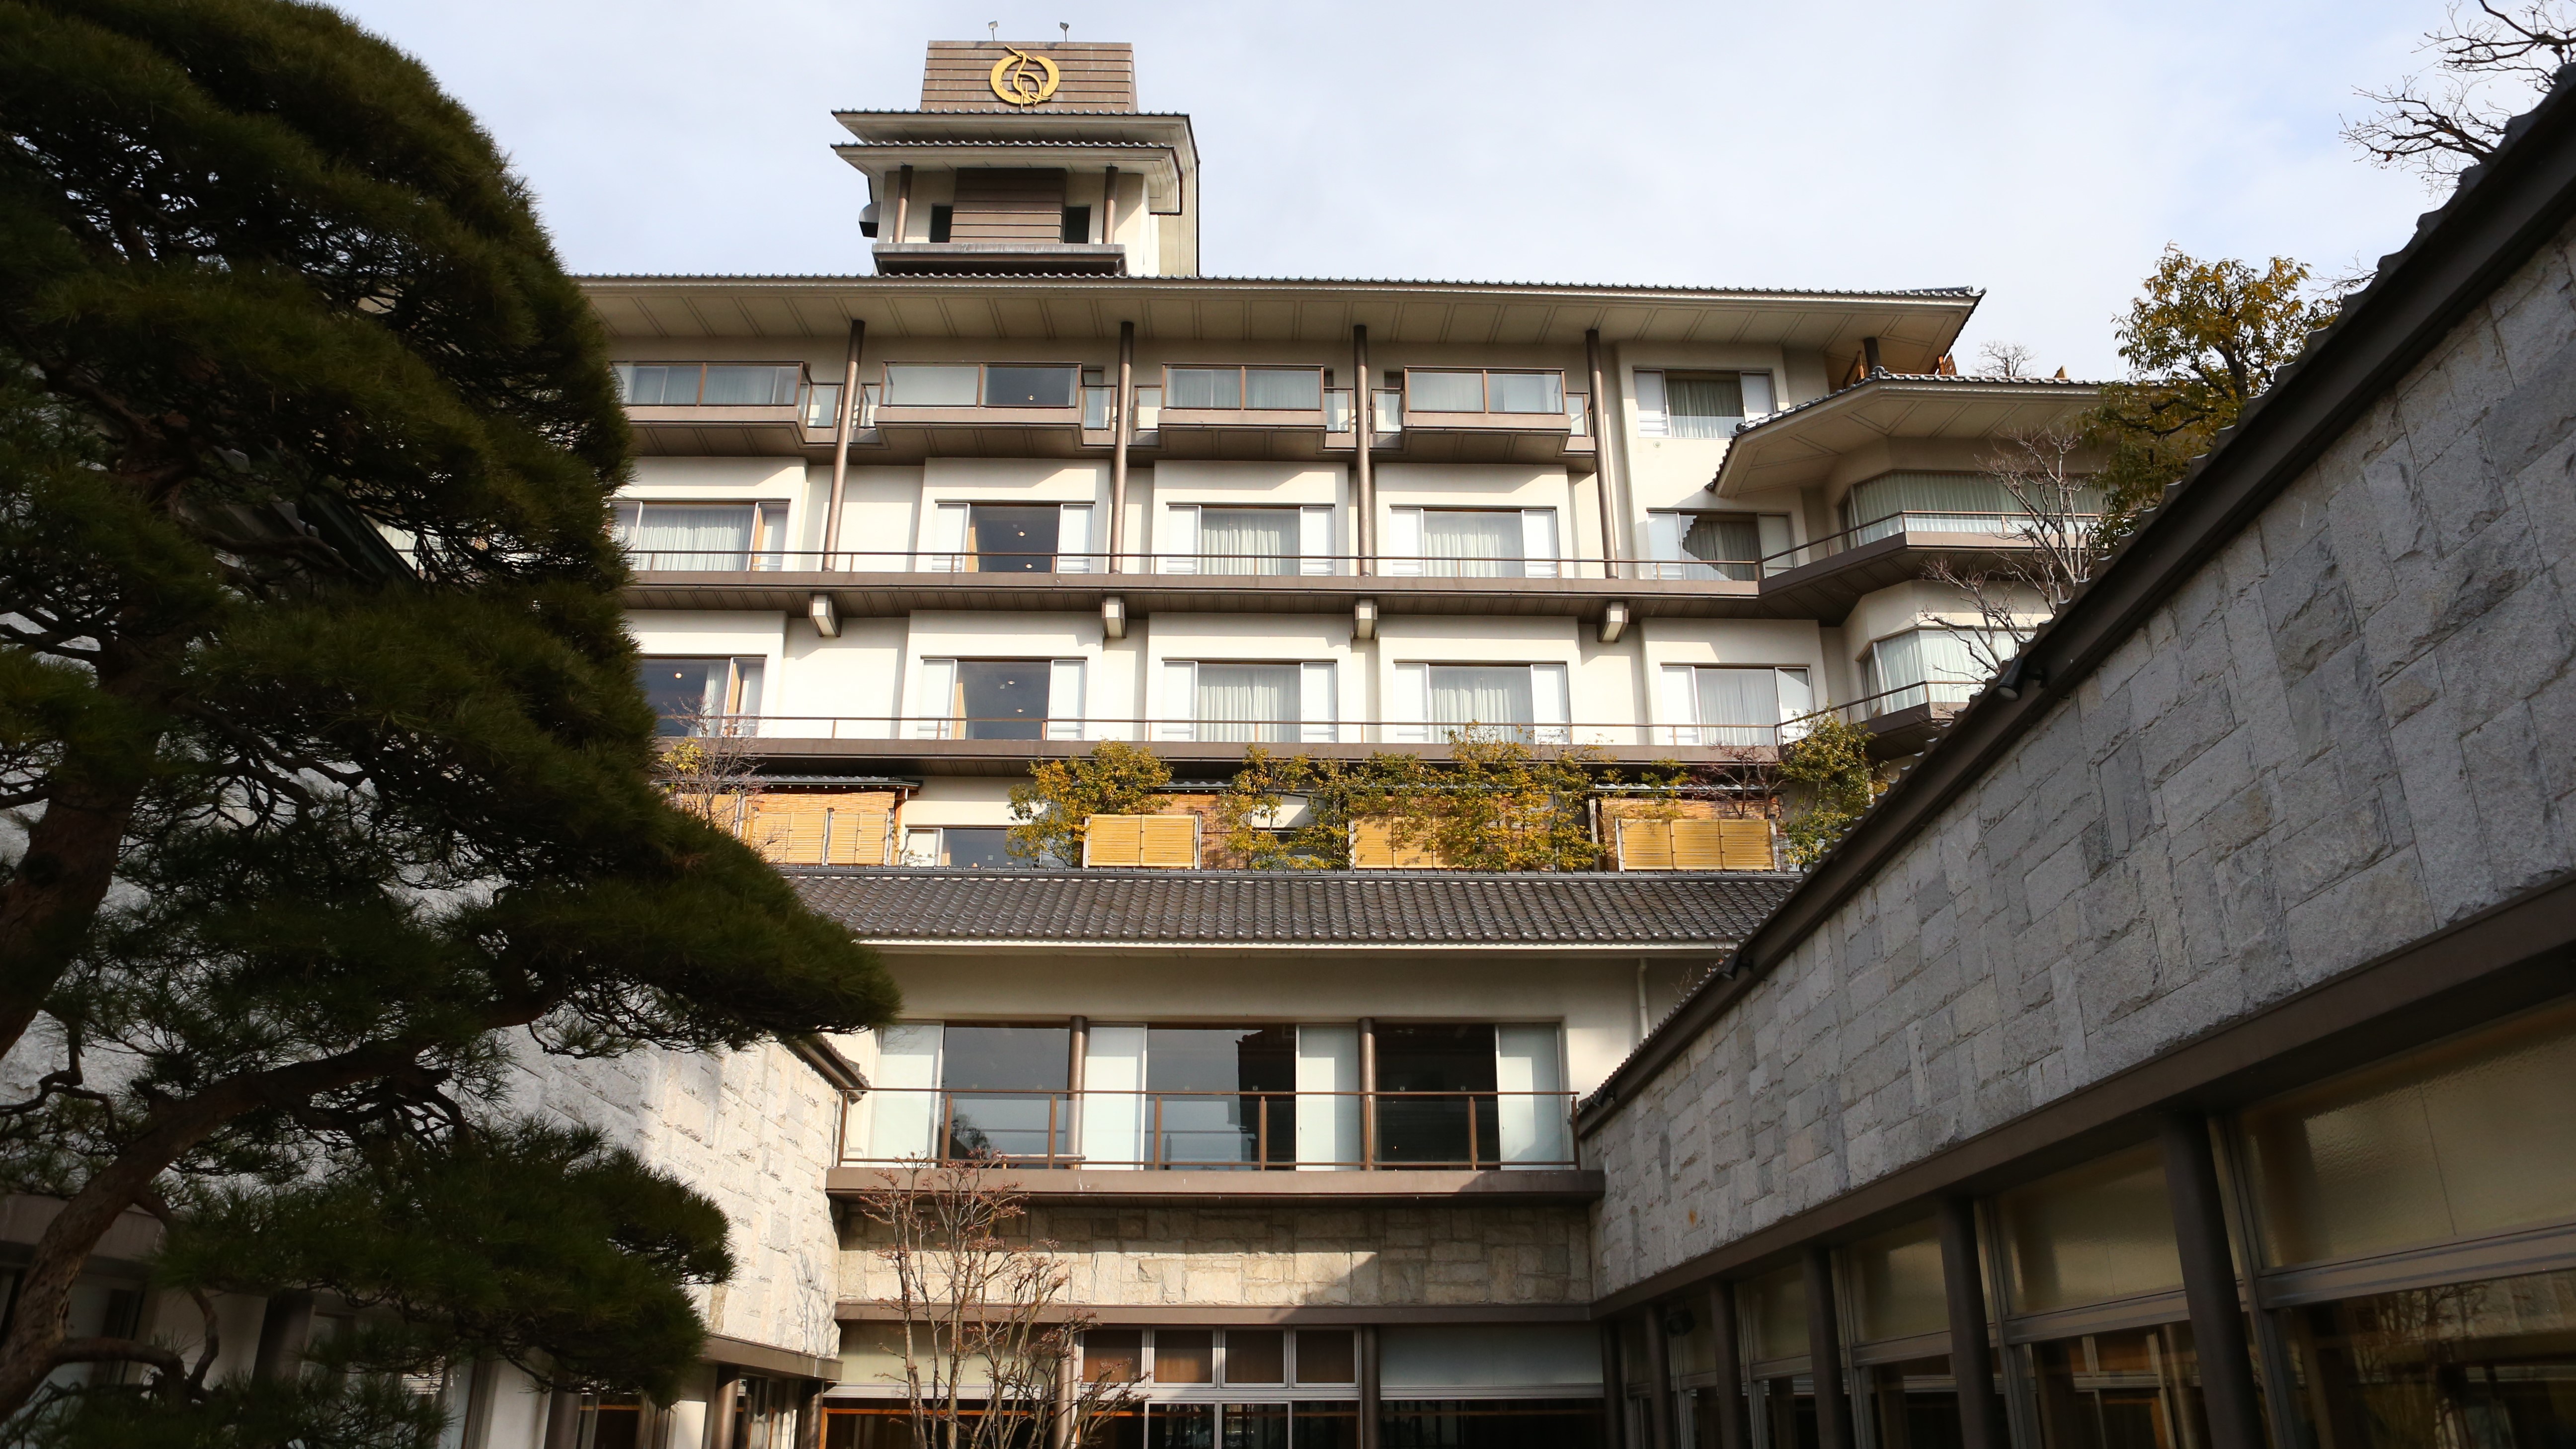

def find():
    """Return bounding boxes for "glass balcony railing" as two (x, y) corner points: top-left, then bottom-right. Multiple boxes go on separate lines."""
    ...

(1083, 385), (1115, 430)
(843, 1087), (1578, 1170)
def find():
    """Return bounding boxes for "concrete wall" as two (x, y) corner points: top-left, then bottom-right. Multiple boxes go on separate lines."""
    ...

(1588, 211), (2576, 1297)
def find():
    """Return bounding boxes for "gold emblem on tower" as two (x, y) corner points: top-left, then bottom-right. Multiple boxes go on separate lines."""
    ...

(988, 48), (1061, 106)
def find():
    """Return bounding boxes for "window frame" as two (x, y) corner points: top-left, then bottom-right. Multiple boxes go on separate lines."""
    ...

(877, 361), (1089, 411)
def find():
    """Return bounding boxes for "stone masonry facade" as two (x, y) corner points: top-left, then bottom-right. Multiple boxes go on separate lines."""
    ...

(1589, 209), (2576, 1299)
(840, 1203), (1594, 1310)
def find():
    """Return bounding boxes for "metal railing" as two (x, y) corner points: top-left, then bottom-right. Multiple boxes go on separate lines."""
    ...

(1761, 510), (2099, 572)
(621, 547), (1766, 582)
(1786, 679), (1990, 729)
(842, 1087), (1579, 1171)
(656, 713), (1807, 748)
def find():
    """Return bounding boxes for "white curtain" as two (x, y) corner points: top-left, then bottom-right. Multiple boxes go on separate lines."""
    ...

(1870, 629), (2006, 712)
(1081, 1026), (1146, 1170)
(1845, 472), (2106, 543)
(860, 1024), (942, 1162)
(1681, 515), (1763, 582)
(1430, 665), (1534, 737)
(1295, 1026), (1361, 1171)
(1693, 667), (1781, 747)
(1199, 508), (1297, 575)
(1423, 511), (1522, 577)
(1495, 1026), (1568, 1167)
(624, 503), (754, 571)
(1666, 375), (1745, 439)
(1197, 664), (1297, 742)
(1409, 371), (1484, 412)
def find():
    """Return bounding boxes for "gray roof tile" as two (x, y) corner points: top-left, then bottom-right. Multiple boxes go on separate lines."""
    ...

(788, 868), (1793, 946)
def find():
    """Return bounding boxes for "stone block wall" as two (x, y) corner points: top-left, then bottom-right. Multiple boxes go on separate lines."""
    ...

(1589, 210), (2576, 1299)
(841, 1202), (1593, 1310)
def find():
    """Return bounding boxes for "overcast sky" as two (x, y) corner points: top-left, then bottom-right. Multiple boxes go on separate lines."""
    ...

(334, 0), (2480, 378)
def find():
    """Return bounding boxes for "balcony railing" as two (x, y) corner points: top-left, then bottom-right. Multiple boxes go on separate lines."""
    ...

(1761, 510), (2100, 572)
(620, 547), (1759, 582)
(1785, 680), (1990, 731)
(842, 1087), (1579, 1171)
(654, 713), (1810, 749)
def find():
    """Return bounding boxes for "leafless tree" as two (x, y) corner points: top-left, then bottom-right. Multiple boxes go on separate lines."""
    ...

(1975, 340), (2035, 378)
(2345, 1), (2576, 187)
(853, 1160), (1137, 1449)
(1920, 429), (2111, 676)
(652, 713), (770, 844)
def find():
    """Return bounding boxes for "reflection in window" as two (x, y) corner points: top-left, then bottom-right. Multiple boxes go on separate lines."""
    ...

(2027, 1323), (2211, 1449)
(1144, 1026), (1295, 1169)
(638, 657), (762, 736)
(2286, 1267), (2576, 1448)
(957, 660), (1053, 741)
(900, 825), (1019, 870)
(1867, 629), (2012, 716)
(938, 1023), (1070, 1162)
(966, 504), (1059, 572)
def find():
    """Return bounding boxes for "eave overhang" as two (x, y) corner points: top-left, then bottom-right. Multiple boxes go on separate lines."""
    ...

(1711, 373), (2104, 499)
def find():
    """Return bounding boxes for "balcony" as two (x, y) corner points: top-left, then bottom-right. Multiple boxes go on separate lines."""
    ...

(1750, 509), (2100, 623)
(616, 362), (847, 458)
(826, 1085), (1597, 1202)
(1789, 680), (1986, 758)
(1141, 366), (1359, 461)
(1368, 370), (1596, 469)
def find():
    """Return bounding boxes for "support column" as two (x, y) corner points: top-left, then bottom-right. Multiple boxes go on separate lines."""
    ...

(893, 165), (913, 244)
(2162, 1111), (2266, 1449)
(1352, 324), (1375, 576)
(1358, 1017), (1378, 1168)
(1359, 1324), (1382, 1449)
(1109, 322), (1134, 572)
(704, 1368), (738, 1449)
(1707, 1281), (1748, 1449)
(1938, 1197), (2007, 1449)
(1102, 165), (1120, 250)
(542, 1389), (581, 1449)
(822, 319), (863, 569)
(251, 1290), (314, 1381)
(1065, 1015), (1088, 1166)
(1802, 1247), (1853, 1449)
(1645, 1308), (1677, 1449)
(1586, 327), (1619, 578)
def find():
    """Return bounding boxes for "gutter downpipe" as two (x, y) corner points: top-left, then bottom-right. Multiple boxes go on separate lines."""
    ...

(821, 319), (863, 569)
(1353, 323), (1375, 576)
(1110, 321), (1134, 571)
(1587, 328), (1620, 579)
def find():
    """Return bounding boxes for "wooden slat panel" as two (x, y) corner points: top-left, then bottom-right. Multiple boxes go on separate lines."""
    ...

(825, 808), (890, 866)
(1619, 818), (1676, 871)
(1718, 817), (1775, 871)
(921, 42), (1136, 111)
(1138, 814), (1198, 869)
(1352, 819), (1443, 870)
(1084, 814), (1142, 867)
(1670, 819), (1725, 870)
(951, 169), (1067, 242)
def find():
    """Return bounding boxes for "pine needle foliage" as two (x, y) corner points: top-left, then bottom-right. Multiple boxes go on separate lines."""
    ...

(0, 0), (898, 1428)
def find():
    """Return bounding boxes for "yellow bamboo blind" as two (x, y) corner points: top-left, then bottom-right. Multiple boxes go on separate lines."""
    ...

(1617, 817), (1774, 872)
(746, 795), (890, 867)
(1083, 814), (1199, 869)
(1351, 819), (1447, 870)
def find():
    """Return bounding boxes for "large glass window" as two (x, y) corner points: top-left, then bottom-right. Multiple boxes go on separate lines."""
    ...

(956, 659), (1053, 741)
(1664, 666), (1813, 748)
(1666, 374), (1746, 439)
(2283, 1265), (2576, 1448)
(966, 504), (1060, 572)
(984, 365), (1078, 408)
(1165, 367), (1325, 411)
(1198, 507), (1300, 575)
(2026, 1323), (2215, 1449)
(1407, 371), (1485, 412)
(1195, 664), (1301, 744)
(1429, 665), (1536, 733)
(613, 500), (788, 571)
(1378, 1400), (1604, 1447)
(1867, 629), (2010, 715)
(1420, 510), (1526, 577)
(1998, 1146), (2183, 1316)
(881, 363), (980, 406)
(639, 657), (763, 735)
(1374, 1025), (1500, 1167)
(1841, 472), (2107, 547)
(938, 1023), (1072, 1162)
(614, 362), (803, 407)
(1403, 370), (1564, 415)
(1144, 1026), (1297, 1169)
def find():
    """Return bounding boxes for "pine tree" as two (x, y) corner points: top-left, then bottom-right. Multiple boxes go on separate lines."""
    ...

(0, 0), (897, 1433)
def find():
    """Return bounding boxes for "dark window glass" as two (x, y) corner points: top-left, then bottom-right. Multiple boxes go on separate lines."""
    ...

(1148, 1402), (1216, 1449)
(1866, 1356), (1976, 1449)
(928, 204), (953, 242)
(1289, 1402), (1359, 1449)
(1084, 1329), (1145, 1385)
(1061, 205), (1092, 243)
(1245, 368), (1323, 410)
(622, 363), (699, 405)
(640, 658), (724, 734)
(1374, 1025), (1499, 1167)
(958, 659), (1050, 740)
(968, 504), (1059, 572)
(2288, 1267), (2576, 1449)
(1168, 367), (1242, 409)
(1378, 1399), (1606, 1448)
(1148, 1027), (1297, 1169)
(1224, 1402), (1289, 1449)
(2026, 1323), (2211, 1449)
(702, 364), (799, 406)
(983, 365), (1078, 408)
(1226, 1329), (1287, 1385)
(941, 1024), (1069, 1162)
(1295, 1330), (1356, 1385)
(937, 826), (1016, 870)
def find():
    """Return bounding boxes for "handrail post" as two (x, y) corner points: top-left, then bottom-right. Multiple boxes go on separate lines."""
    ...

(1466, 1094), (1479, 1171)
(1358, 1018), (1377, 1169)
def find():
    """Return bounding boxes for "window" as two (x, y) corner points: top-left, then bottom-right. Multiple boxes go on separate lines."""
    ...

(1142, 1026), (1296, 1169)
(638, 657), (762, 736)
(1164, 366), (1325, 411)
(612, 363), (804, 407)
(1403, 369), (1565, 415)
(1632, 369), (1775, 438)
(1866, 629), (2010, 714)
(880, 363), (1080, 409)
(1384, 507), (1560, 579)
(937, 1023), (1071, 1161)
(927, 203), (953, 242)
(898, 825), (1018, 870)
(1390, 662), (1569, 744)
(1657, 665), (1814, 747)
(921, 501), (1096, 573)
(1059, 204), (1091, 243)
(1160, 660), (1338, 745)
(612, 501), (788, 571)
(914, 658), (1085, 741)
(1842, 472), (2107, 547)
(1372, 1025), (1568, 1168)
(1158, 503), (1332, 575)
(1644, 511), (1793, 581)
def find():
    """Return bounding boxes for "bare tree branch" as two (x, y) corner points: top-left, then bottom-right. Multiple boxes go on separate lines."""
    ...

(2344, 1), (2576, 186)
(1918, 428), (2112, 678)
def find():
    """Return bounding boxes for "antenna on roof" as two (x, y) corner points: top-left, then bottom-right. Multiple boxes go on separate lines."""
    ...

(1060, 21), (1070, 40)
(987, 20), (998, 40)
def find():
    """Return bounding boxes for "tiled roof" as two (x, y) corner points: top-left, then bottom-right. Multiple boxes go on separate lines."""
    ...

(787, 868), (1794, 946)
(578, 273), (1982, 299)
(1728, 370), (2108, 438)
